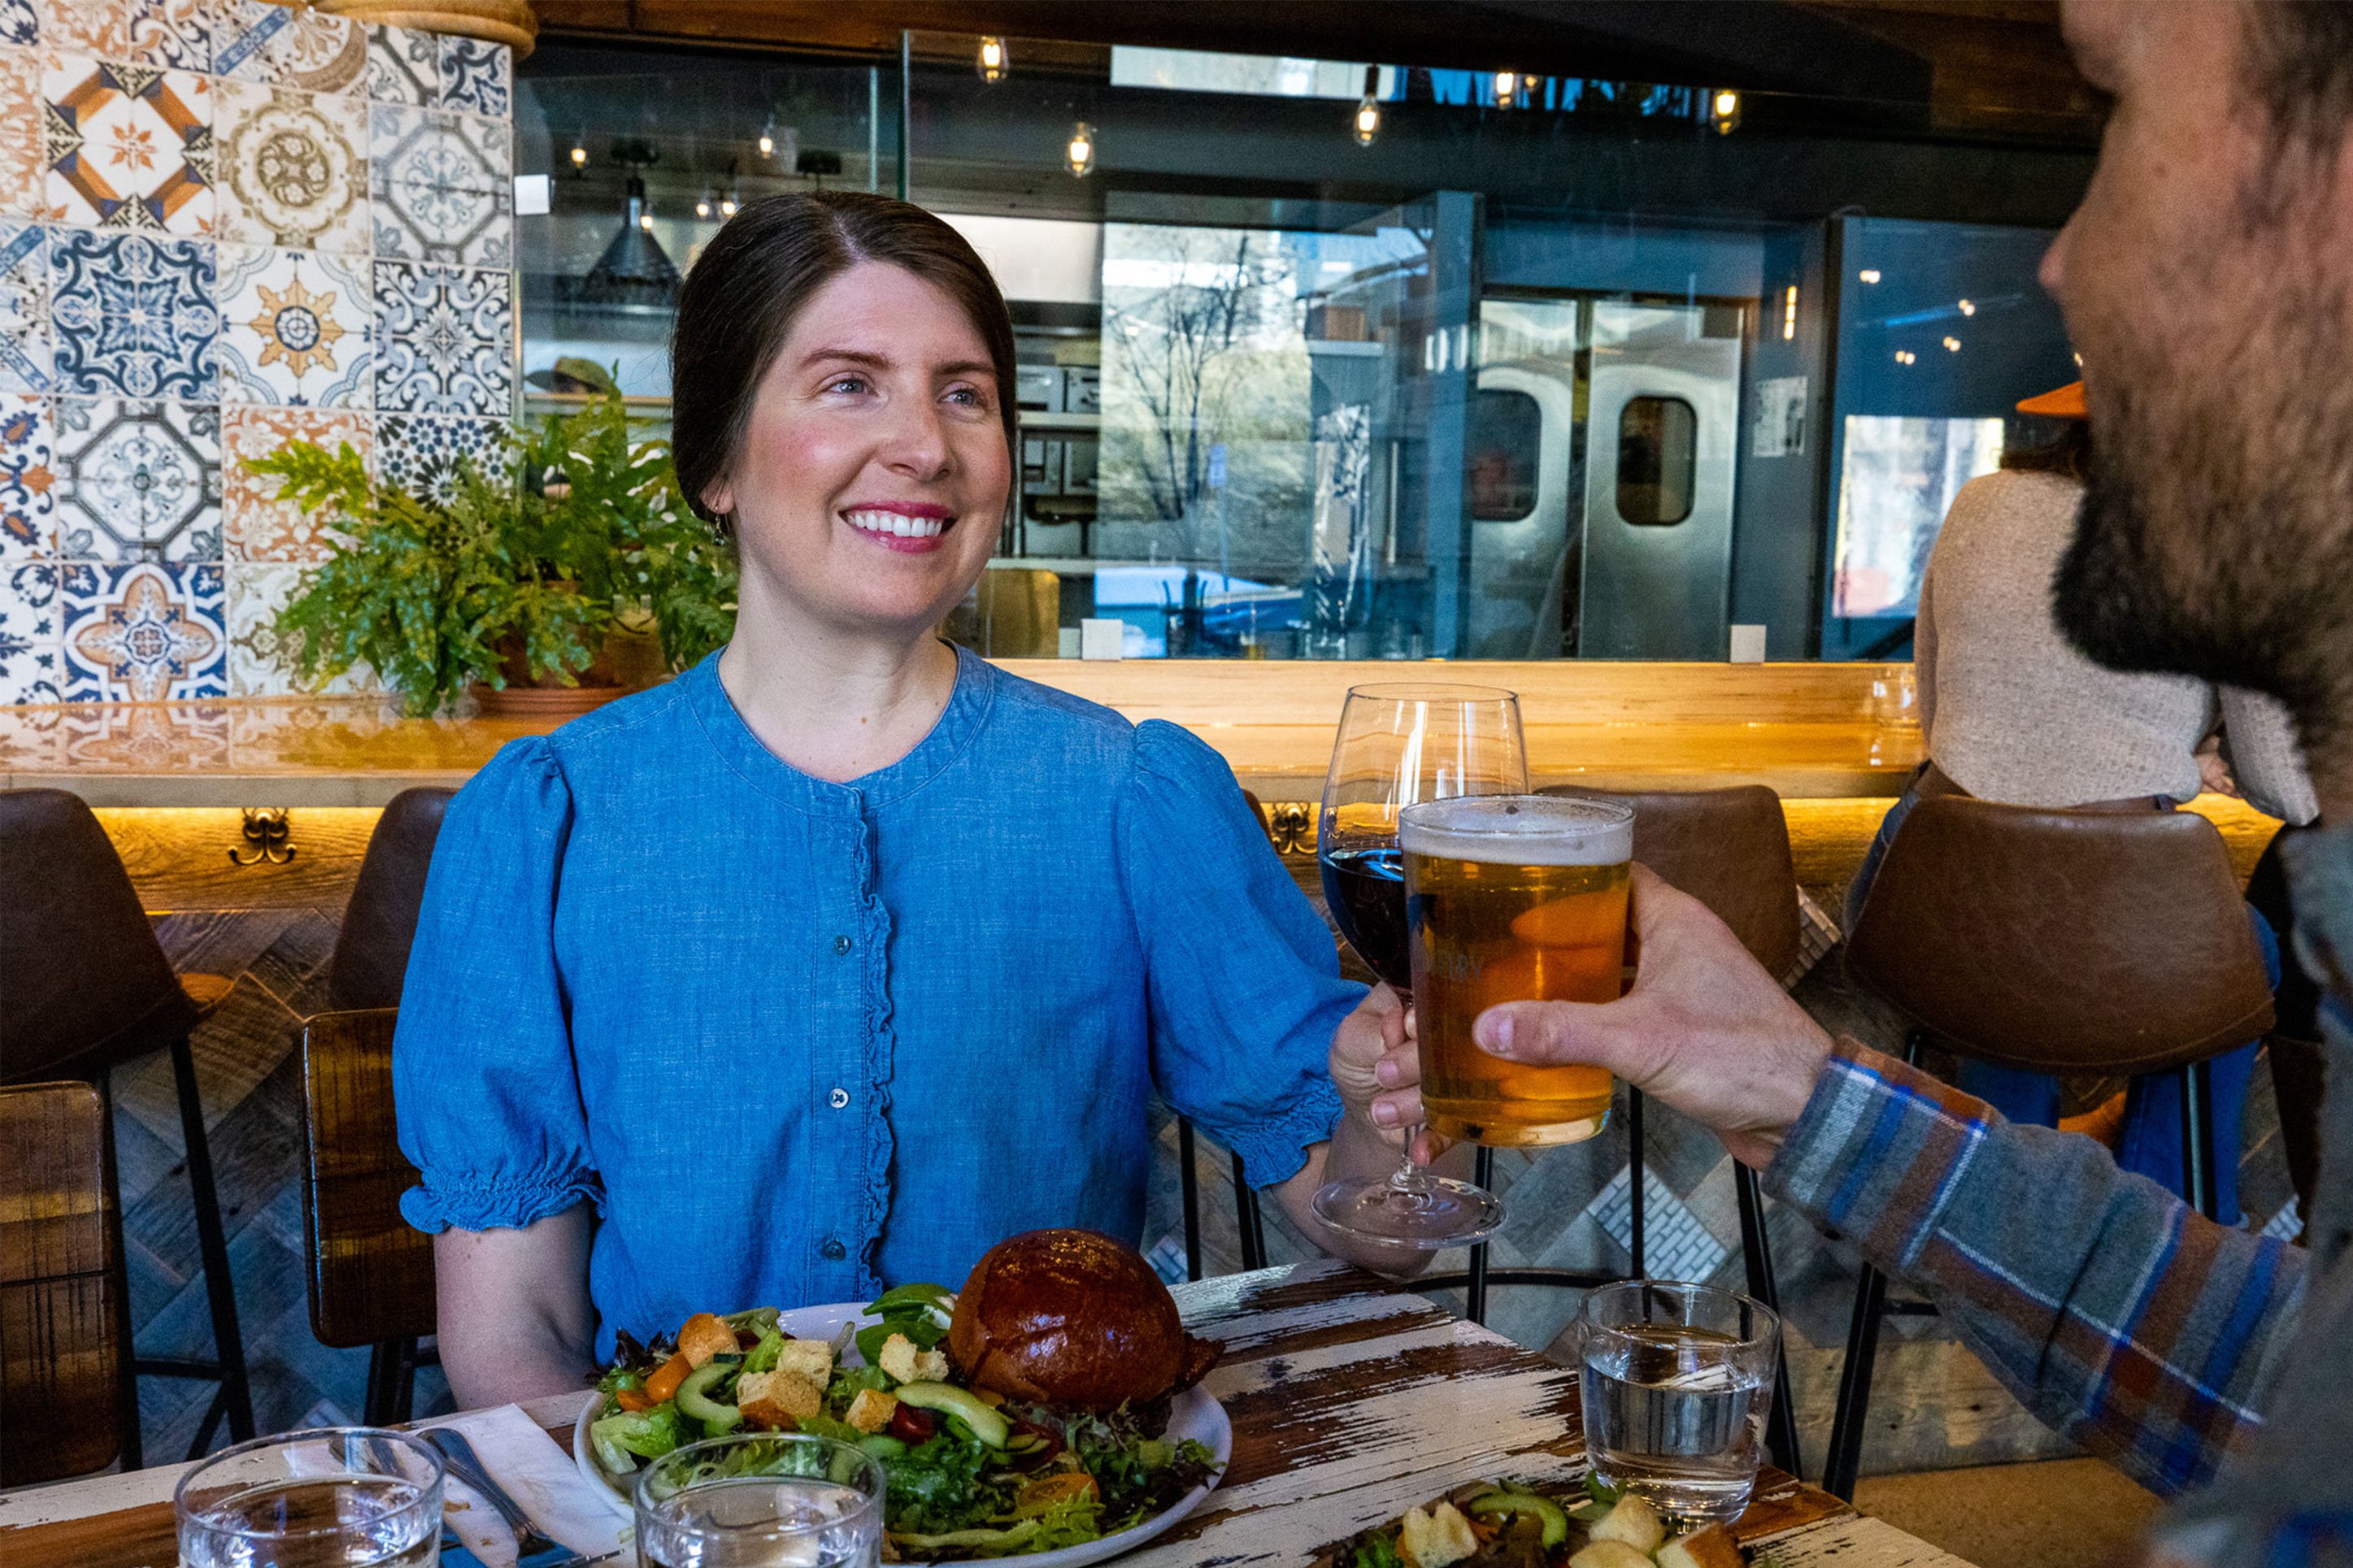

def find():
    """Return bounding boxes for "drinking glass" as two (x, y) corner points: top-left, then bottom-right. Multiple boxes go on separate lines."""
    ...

(634, 1432), (886, 1568)
(1403, 795), (1633, 1149)
(176, 1428), (444, 1568)
(1311, 682), (1527, 1249)
(1578, 1282), (1781, 1527)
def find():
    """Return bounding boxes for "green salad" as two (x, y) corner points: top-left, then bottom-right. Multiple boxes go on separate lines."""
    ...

(587, 1283), (1222, 1560)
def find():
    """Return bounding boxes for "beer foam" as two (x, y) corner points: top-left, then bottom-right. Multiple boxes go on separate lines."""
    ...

(1398, 795), (1633, 867)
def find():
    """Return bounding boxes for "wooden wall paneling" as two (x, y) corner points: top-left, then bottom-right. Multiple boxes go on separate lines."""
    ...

(96, 808), (380, 913)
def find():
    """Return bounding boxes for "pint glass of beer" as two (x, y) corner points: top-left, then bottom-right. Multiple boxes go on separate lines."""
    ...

(1400, 794), (1633, 1147)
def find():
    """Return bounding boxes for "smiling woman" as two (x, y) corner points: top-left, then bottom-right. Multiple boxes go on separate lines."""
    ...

(391, 191), (1428, 1414)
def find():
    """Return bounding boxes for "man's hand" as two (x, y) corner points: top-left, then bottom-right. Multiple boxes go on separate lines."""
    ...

(1329, 982), (1443, 1166)
(1472, 864), (1836, 1169)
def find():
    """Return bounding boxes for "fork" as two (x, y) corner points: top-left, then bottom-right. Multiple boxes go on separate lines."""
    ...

(420, 1425), (579, 1568)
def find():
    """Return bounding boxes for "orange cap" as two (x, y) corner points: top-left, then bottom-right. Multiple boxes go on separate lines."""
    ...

(2016, 380), (2086, 419)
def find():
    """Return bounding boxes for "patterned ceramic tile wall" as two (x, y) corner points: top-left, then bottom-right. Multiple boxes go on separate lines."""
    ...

(0, 0), (511, 705)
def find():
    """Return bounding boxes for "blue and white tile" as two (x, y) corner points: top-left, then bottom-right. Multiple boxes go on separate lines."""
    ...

(212, 0), (363, 93)
(364, 22), (437, 107)
(0, 391), (55, 557)
(54, 395), (220, 562)
(0, 219), (50, 391)
(0, 0), (34, 48)
(217, 243), (370, 408)
(437, 34), (508, 119)
(372, 260), (511, 418)
(59, 558), (225, 701)
(369, 102), (508, 266)
(0, 559), (61, 704)
(374, 411), (503, 505)
(50, 228), (217, 400)
(43, 51), (215, 234)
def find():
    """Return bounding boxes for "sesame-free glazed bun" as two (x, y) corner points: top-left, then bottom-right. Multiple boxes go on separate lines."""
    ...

(947, 1229), (1222, 1412)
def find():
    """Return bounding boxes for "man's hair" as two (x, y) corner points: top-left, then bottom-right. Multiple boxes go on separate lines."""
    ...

(2243, 1), (2353, 150)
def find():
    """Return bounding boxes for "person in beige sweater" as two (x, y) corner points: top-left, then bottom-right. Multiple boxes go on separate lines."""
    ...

(1846, 384), (2316, 1223)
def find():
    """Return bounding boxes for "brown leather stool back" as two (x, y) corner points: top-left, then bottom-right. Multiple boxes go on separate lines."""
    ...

(1542, 784), (1802, 976)
(0, 788), (198, 1081)
(298, 1010), (436, 1349)
(0, 1080), (124, 1485)
(1847, 795), (2274, 1074)
(328, 788), (454, 1011)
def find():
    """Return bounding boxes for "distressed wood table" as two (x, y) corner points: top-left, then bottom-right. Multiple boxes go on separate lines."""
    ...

(0, 1262), (1974, 1567)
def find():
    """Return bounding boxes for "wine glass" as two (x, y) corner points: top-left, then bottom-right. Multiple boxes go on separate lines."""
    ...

(1312, 683), (1527, 1248)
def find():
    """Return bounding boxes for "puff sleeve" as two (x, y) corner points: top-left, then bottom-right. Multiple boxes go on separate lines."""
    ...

(394, 737), (602, 1233)
(1116, 720), (1362, 1190)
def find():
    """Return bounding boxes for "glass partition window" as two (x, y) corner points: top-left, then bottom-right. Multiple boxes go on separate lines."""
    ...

(515, 32), (2096, 660)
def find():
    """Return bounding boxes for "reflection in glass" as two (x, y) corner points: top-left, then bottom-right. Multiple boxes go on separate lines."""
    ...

(1617, 395), (1697, 526)
(1831, 415), (2004, 619)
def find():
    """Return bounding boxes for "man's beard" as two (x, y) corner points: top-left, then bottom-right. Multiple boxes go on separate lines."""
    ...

(2051, 250), (2353, 766)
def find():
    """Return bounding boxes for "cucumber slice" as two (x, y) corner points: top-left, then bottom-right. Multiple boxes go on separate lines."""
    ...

(893, 1382), (1009, 1449)
(676, 1361), (743, 1434)
(1466, 1491), (1570, 1548)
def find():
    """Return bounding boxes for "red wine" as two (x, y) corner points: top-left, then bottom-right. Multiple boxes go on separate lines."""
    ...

(1321, 846), (1412, 992)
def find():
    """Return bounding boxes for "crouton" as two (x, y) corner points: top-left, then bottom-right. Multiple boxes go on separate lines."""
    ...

(676, 1312), (738, 1370)
(737, 1370), (824, 1430)
(1590, 1494), (1666, 1555)
(877, 1332), (950, 1385)
(772, 1338), (836, 1386)
(1657, 1525), (1744, 1568)
(1397, 1501), (1478, 1568)
(844, 1388), (899, 1435)
(1568, 1544), (1655, 1568)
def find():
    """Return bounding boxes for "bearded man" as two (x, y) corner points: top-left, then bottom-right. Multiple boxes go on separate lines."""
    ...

(1355, 5), (2353, 1560)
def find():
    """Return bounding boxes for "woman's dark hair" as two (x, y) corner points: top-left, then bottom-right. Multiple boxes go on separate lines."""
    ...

(671, 191), (1018, 528)
(2001, 419), (2090, 483)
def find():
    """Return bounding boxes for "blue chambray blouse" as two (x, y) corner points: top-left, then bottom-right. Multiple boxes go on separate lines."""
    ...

(393, 646), (1359, 1357)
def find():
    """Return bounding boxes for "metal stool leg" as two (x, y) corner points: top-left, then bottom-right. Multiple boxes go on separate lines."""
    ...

(1230, 1150), (1267, 1272)
(2181, 1060), (2220, 1222)
(1822, 1259), (1887, 1500)
(171, 1034), (254, 1447)
(1467, 1147), (1494, 1325)
(1177, 1118), (1203, 1283)
(1627, 1088), (1646, 1279)
(1736, 1163), (1803, 1478)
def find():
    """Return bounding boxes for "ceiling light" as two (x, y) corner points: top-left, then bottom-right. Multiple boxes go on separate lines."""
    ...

(1354, 65), (1381, 146)
(638, 211), (653, 230)
(1958, 298), (1977, 315)
(695, 189), (711, 219)
(1710, 88), (1742, 134)
(1493, 70), (1520, 110)
(1858, 269), (1881, 284)
(569, 135), (587, 168)
(2073, 351), (2084, 367)
(1065, 120), (1096, 177)
(1943, 336), (1962, 352)
(977, 35), (1008, 83)
(1895, 350), (1914, 364)
(720, 190), (738, 218)
(758, 118), (775, 158)
(1781, 284), (1797, 341)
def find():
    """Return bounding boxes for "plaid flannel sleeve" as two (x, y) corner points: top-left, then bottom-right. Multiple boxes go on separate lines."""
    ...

(1764, 1039), (2309, 1496)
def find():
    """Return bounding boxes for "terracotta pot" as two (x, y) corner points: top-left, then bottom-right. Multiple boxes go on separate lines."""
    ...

(311, 0), (538, 57)
(469, 623), (662, 717)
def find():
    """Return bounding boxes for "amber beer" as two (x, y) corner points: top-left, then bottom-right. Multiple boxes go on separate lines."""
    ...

(1401, 795), (1633, 1147)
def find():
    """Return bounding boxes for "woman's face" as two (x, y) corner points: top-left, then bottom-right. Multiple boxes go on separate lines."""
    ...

(703, 261), (1010, 640)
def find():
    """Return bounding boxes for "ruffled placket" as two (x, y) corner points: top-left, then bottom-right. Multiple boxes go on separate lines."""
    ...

(846, 793), (898, 1300)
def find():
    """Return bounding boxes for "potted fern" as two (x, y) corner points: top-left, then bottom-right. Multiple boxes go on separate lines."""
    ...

(251, 367), (736, 718)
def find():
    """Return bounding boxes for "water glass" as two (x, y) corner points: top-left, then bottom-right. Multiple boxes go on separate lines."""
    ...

(1578, 1281), (1780, 1527)
(176, 1428), (445, 1568)
(633, 1433), (886, 1568)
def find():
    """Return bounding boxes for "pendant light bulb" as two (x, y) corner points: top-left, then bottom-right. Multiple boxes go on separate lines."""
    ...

(758, 117), (775, 158)
(977, 35), (1008, 83)
(695, 189), (711, 219)
(720, 189), (738, 218)
(1493, 70), (1520, 109)
(1710, 88), (1742, 134)
(1065, 119), (1097, 177)
(569, 132), (588, 168)
(1353, 64), (1381, 146)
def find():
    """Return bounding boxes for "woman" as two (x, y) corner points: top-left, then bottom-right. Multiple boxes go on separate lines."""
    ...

(1846, 380), (2315, 1224)
(393, 193), (1425, 1409)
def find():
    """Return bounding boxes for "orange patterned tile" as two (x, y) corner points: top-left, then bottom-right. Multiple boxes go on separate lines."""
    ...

(221, 403), (368, 562)
(0, 49), (45, 219)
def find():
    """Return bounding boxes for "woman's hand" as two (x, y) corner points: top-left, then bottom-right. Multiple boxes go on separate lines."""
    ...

(1328, 983), (1443, 1166)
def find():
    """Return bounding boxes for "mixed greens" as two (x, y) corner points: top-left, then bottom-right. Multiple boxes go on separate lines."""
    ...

(586, 1284), (1222, 1560)
(1320, 1476), (1743, 1568)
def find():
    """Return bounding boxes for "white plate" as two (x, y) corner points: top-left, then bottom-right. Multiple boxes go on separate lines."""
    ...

(573, 1301), (1233, 1567)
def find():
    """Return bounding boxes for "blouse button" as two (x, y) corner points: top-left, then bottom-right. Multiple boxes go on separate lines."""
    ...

(829, 1087), (850, 1110)
(833, 935), (853, 955)
(821, 1237), (846, 1261)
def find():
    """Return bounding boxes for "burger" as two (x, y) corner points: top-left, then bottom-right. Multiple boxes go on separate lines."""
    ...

(947, 1229), (1222, 1412)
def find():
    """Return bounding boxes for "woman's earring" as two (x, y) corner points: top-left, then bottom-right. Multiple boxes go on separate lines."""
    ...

(709, 510), (734, 543)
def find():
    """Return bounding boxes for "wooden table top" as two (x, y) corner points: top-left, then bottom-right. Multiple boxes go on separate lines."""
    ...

(0, 1262), (1973, 1568)
(0, 659), (1925, 807)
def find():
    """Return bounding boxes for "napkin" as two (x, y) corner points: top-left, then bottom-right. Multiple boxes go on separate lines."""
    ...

(428, 1404), (628, 1567)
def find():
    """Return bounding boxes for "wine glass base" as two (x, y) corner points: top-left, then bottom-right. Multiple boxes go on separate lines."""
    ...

(1311, 1175), (1507, 1249)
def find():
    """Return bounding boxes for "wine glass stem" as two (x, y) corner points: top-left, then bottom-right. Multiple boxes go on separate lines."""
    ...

(1389, 1130), (1431, 1197)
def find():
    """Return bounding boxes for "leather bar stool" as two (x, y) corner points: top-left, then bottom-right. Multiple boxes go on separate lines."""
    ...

(0, 1079), (127, 1485)
(298, 1010), (437, 1425)
(1823, 795), (2276, 1499)
(312, 788), (450, 1417)
(0, 788), (250, 1466)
